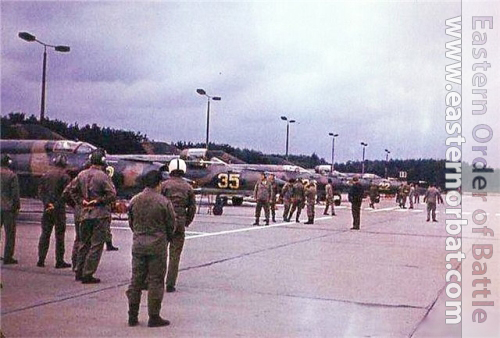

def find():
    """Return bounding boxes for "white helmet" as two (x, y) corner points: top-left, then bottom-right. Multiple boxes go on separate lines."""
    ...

(168, 158), (187, 174)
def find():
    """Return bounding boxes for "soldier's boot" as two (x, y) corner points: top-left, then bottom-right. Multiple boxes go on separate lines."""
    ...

(265, 219), (269, 226)
(295, 217), (300, 223)
(37, 259), (45, 267)
(106, 241), (119, 251)
(128, 303), (139, 327)
(304, 217), (313, 224)
(55, 261), (71, 269)
(252, 218), (259, 226)
(148, 316), (170, 328)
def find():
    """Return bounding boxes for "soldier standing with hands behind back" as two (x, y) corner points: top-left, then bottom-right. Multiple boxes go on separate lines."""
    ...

(37, 154), (71, 268)
(69, 148), (116, 284)
(126, 170), (176, 328)
(161, 159), (196, 293)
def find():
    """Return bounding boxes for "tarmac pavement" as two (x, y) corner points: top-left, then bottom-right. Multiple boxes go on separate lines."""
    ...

(1, 195), (498, 337)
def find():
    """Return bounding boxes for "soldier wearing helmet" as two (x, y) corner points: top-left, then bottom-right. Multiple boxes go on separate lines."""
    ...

(160, 158), (196, 293)
(68, 148), (117, 284)
(37, 154), (72, 268)
(1, 154), (20, 264)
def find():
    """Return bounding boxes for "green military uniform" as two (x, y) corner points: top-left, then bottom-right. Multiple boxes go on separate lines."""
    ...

(269, 176), (278, 222)
(1, 166), (20, 263)
(63, 177), (82, 269)
(126, 187), (176, 319)
(160, 176), (196, 291)
(287, 180), (305, 222)
(69, 165), (117, 282)
(281, 181), (294, 221)
(304, 183), (317, 224)
(37, 167), (71, 267)
(348, 179), (364, 230)
(323, 182), (335, 215)
(368, 184), (379, 209)
(424, 186), (443, 222)
(253, 177), (272, 225)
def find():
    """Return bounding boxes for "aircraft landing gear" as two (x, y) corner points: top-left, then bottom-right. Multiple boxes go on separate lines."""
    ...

(213, 195), (224, 216)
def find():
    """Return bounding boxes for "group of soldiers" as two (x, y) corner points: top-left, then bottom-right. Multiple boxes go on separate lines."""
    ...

(0, 151), (196, 328)
(252, 174), (337, 226)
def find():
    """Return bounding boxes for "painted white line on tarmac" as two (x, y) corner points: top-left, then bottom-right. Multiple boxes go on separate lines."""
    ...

(369, 207), (399, 213)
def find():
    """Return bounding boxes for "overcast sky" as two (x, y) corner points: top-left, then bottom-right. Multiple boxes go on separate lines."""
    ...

(1, 0), (491, 164)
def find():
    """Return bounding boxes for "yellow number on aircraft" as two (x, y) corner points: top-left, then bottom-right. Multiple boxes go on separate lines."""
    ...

(378, 182), (390, 191)
(217, 173), (240, 189)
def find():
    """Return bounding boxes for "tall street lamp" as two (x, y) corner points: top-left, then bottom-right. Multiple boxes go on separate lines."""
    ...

(385, 149), (391, 178)
(280, 116), (296, 161)
(360, 142), (368, 174)
(196, 89), (221, 150)
(18, 32), (70, 122)
(328, 133), (339, 173)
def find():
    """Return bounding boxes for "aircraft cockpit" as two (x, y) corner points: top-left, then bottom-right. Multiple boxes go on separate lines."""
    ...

(53, 140), (97, 154)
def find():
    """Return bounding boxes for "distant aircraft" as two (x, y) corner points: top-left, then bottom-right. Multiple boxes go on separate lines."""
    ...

(0, 139), (168, 199)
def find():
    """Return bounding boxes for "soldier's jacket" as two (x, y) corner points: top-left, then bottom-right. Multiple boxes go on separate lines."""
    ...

(369, 185), (379, 198)
(269, 181), (278, 202)
(348, 182), (364, 205)
(281, 183), (293, 202)
(325, 183), (334, 200)
(408, 186), (415, 197)
(402, 184), (410, 196)
(253, 179), (272, 202)
(424, 187), (443, 204)
(68, 166), (117, 220)
(128, 187), (176, 255)
(38, 168), (71, 210)
(305, 184), (317, 205)
(62, 177), (81, 222)
(160, 176), (196, 227)
(1, 167), (20, 212)
(291, 181), (305, 201)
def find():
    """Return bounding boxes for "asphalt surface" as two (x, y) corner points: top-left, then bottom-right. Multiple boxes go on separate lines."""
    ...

(1, 195), (499, 337)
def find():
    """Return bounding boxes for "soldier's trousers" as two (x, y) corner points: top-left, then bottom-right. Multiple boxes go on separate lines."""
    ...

(409, 196), (414, 208)
(324, 198), (334, 215)
(270, 200), (276, 220)
(38, 209), (66, 263)
(75, 218), (107, 277)
(351, 203), (361, 229)
(254, 200), (270, 221)
(282, 200), (291, 220)
(0, 210), (17, 260)
(166, 227), (185, 288)
(126, 252), (166, 316)
(288, 200), (303, 221)
(306, 203), (315, 220)
(427, 202), (437, 221)
(71, 220), (81, 269)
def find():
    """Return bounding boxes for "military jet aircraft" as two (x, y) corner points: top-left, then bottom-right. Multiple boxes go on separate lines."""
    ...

(0, 139), (168, 199)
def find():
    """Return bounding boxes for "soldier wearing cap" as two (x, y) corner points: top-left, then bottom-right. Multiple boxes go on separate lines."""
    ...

(348, 176), (364, 230)
(281, 178), (295, 221)
(304, 180), (317, 224)
(160, 158), (196, 293)
(252, 172), (272, 226)
(68, 148), (117, 284)
(37, 154), (72, 268)
(323, 178), (336, 216)
(1, 154), (20, 264)
(127, 170), (176, 328)
(287, 178), (305, 222)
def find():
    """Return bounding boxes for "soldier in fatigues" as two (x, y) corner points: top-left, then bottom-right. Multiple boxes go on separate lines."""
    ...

(252, 173), (272, 226)
(268, 174), (278, 223)
(408, 183), (415, 209)
(348, 176), (364, 230)
(69, 149), (117, 284)
(424, 184), (443, 222)
(281, 178), (295, 221)
(368, 183), (379, 209)
(323, 179), (336, 216)
(127, 170), (176, 327)
(304, 181), (317, 224)
(287, 179), (305, 223)
(37, 154), (72, 268)
(62, 177), (82, 270)
(160, 159), (196, 293)
(1, 155), (20, 265)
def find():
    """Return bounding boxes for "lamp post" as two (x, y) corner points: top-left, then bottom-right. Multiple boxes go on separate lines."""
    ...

(360, 142), (368, 174)
(196, 89), (221, 150)
(280, 116), (296, 160)
(384, 149), (391, 178)
(18, 32), (70, 122)
(328, 133), (339, 173)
